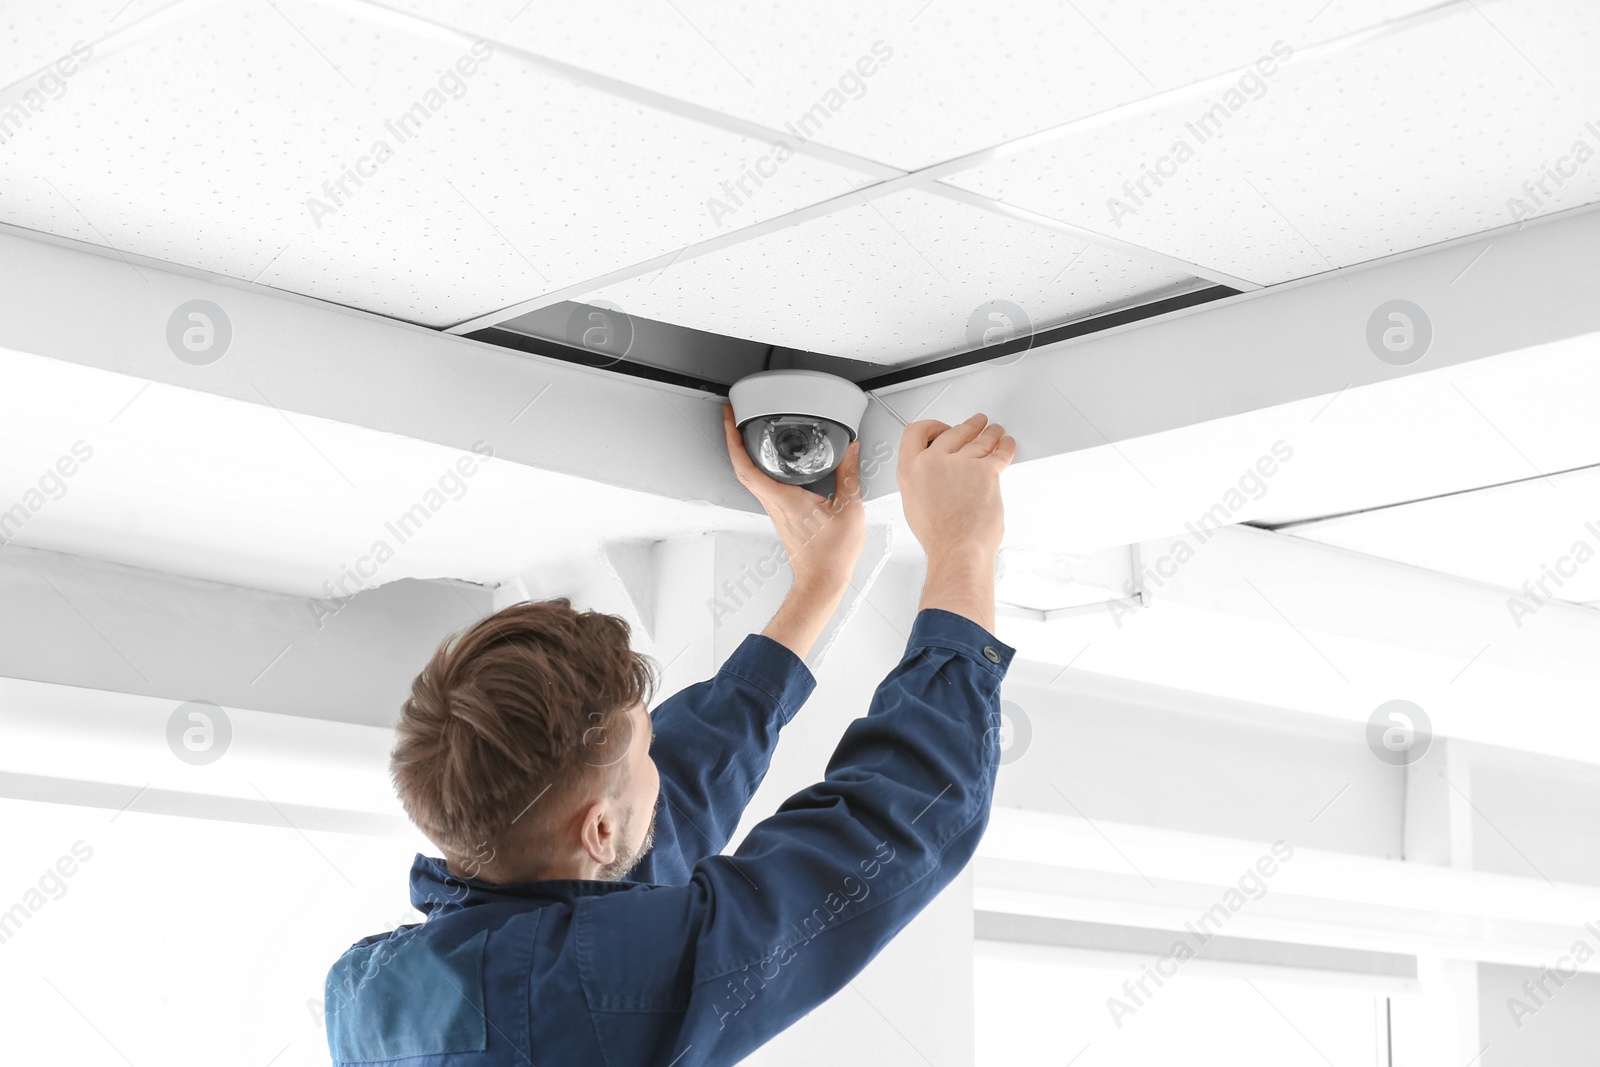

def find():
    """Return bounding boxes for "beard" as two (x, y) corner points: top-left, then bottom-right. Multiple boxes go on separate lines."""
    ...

(596, 802), (658, 882)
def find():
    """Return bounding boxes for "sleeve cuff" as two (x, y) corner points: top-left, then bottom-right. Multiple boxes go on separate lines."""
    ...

(718, 632), (818, 724)
(907, 607), (1017, 679)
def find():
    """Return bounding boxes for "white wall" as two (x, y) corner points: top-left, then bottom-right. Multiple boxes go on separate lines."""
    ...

(9, 530), (1600, 1064)
(1478, 963), (1600, 1066)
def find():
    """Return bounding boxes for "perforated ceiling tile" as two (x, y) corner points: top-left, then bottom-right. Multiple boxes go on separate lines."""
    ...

(0, 0), (877, 326)
(1028, 0), (1445, 87)
(582, 188), (1205, 364)
(0, 0), (177, 76)
(946, 2), (1600, 285)
(364, 0), (1441, 171)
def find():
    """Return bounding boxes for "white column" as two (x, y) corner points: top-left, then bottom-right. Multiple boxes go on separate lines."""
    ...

(506, 532), (977, 1064)
(1394, 740), (1485, 1065)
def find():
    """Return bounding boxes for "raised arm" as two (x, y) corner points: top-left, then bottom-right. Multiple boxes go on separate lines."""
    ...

(574, 414), (1017, 1065)
(578, 607), (1012, 1063)
(622, 407), (867, 884)
(623, 621), (818, 887)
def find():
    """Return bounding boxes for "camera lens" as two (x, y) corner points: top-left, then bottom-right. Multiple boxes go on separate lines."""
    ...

(741, 415), (851, 485)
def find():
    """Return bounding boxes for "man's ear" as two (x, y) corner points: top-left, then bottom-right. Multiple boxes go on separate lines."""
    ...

(576, 798), (617, 864)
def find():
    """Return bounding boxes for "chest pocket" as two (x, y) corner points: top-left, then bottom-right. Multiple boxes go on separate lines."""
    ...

(326, 927), (490, 1063)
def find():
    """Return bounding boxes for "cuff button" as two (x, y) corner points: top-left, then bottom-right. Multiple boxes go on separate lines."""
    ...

(982, 646), (1001, 663)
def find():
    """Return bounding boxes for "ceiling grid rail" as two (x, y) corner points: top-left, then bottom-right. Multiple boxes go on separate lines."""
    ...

(420, 0), (1475, 335)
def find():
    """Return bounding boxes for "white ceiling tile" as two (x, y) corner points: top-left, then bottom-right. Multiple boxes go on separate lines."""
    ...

(0, 0), (876, 325)
(1286, 466), (1600, 605)
(364, 0), (1441, 171)
(946, 1), (1600, 284)
(0, 0), (178, 76)
(1043, 0), (1445, 86)
(583, 188), (1203, 364)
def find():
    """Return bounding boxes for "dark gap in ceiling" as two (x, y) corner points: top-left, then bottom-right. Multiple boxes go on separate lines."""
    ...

(1250, 458), (1600, 531)
(464, 285), (1243, 396)
(854, 285), (1242, 390)
(464, 327), (732, 394)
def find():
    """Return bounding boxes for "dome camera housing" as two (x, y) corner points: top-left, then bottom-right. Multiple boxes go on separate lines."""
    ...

(728, 370), (869, 489)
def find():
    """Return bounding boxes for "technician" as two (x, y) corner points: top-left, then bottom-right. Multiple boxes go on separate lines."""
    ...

(325, 407), (1018, 1066)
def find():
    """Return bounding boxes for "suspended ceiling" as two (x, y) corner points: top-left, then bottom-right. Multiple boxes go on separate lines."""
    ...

(3, 0), (1598, 385)
(1268, 464), (1600, 608)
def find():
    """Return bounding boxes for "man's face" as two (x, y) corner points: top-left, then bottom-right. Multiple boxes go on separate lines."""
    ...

(596, 700), (660, 881)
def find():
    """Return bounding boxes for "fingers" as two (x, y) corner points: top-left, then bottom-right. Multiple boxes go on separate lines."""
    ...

(722, 403), (763, 487)
(899, 412), (1016, 475)
(932, 413), (990, 454)
(898, 418), (948, 480)
(960, 420), (1006, 457)
(830, 440), (863, 510)
(985, 433), (1018, 471)
(900, 418), (951, 454)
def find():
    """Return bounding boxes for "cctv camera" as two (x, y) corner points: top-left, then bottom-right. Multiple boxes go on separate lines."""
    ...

(728, 370), (869, 489)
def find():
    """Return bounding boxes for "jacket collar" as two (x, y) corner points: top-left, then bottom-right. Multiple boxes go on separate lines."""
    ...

(408, 854), (639, 916)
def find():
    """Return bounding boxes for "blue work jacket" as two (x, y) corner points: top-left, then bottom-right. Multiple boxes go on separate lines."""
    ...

(325, 607), (1015, 1066)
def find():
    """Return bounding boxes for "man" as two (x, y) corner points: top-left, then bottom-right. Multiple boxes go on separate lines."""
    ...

(325, 406), (1017, 1066)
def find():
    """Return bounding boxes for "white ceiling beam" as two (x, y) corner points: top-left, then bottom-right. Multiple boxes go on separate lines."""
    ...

(0, 543), (492, 726)
(975, 807), (1600, 974)
(859, 201), (1600, 509)
(996, 524), (1600, 766)
(7, 200), (1599, 536)
(0, 223), (769, 512)
(0, 675), (410, 829)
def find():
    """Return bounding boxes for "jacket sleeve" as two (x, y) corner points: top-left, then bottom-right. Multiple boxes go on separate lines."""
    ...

(624, 632), (817, 887)
(573, 608), (1014, 1067)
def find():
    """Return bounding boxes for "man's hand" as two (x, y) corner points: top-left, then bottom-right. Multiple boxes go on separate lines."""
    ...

(898, 413), (1014, 561)
(722, 403), (866, 590)
(898, 413), (1015, 632)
